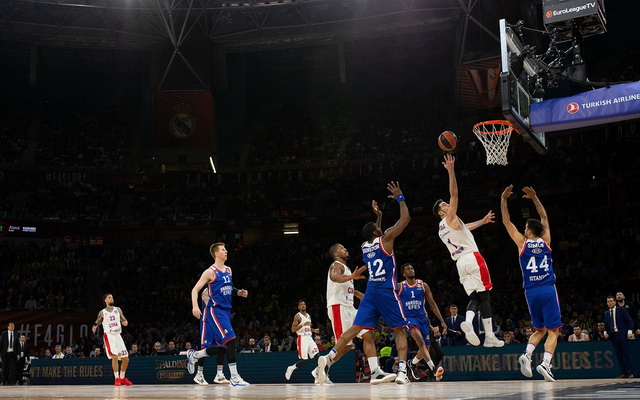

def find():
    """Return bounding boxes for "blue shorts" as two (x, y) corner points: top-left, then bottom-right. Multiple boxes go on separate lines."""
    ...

(408, 315), (431, 346)
(200, 306), (236, 348)
(353, 288), (409, 330)
(525, 284), (562, 330)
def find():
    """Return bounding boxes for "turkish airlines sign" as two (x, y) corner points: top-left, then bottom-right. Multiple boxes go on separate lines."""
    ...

(530, 81), (640, 133)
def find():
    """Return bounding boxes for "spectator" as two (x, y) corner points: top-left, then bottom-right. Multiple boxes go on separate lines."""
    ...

(64, 346), (77, 359)
(568, 326), (590, 342)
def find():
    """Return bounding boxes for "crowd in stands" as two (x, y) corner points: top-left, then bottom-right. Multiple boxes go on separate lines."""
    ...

(0, 98), (30, 165)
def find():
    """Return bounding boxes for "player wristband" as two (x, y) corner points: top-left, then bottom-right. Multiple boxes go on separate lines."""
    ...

(396, 194), (405, 202)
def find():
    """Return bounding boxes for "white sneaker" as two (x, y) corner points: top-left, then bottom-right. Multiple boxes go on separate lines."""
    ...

(483, 335), (505, 348)
(324, 377), (334, 385)
(193, 372), (209, 386)
(285, 366), (295, 380)
(316, 355), (328, 384)
(395, 371), (410, 385)
(185, 349), (197, 374)
(213, 374), (230, 384)
(193, 373), (209, 386)
(370, 367), (397, 385)
(230, 376), (251, 386)
(460, 321), (480, 346)
(519, 353), (533, 378)
(536, 363), (556, 382)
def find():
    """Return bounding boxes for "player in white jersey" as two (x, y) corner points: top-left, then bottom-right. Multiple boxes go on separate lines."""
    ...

(325, 241), (394, 384)
(433, 154), (503, 348)
(284, 300), (321, 382)
(92, 293), (132, 386)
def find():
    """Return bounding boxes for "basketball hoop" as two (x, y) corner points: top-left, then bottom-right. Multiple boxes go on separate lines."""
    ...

(472, 120), (517, 165)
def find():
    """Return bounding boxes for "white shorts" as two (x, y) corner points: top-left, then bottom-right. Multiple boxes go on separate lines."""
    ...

(456, 252), (493, 295)
(327, 304), (367, 345)
(103, 333), (129, 359)
(296, 335), (318, 360)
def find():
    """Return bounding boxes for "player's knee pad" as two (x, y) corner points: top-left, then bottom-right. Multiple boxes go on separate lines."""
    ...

(226, 340), (237, 363)
(477, 291), (492, 318)
(296, 359), (309, 368)
(467, 291), (480, 312)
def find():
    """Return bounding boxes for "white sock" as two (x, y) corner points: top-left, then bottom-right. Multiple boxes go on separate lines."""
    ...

(120, 371), (126, 379)
(482, 318), (495, 337)
(543, 351), (553, 366)
(526, 343), (536, 356)
(229, 363), (239, 379)
(398, 360), (407, 372)
(114, 372), (119, 379)
(411, 356), (420, 365)
(466, 310), (476, 323)
(368, 357), (379, 372)
(290, 364), (297, 371)
(216, 366), (224, 376)
(426, 360), (435, 370)
(328, 348), (337, 361)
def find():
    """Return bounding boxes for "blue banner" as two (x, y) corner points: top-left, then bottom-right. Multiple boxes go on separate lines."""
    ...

(29, 342), (640, 384)
(531, 81), (640, 132)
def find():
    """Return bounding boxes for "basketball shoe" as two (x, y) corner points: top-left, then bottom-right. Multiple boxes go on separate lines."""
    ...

(193, 372), (209, 386)
(213, 373), (229, 384)
(460, 321), (480, 346)
(536, 363), (556, 382)
(519, 353), (533, 378)
(483, 335), (505, 348)
(435, 366), (445, 381)
(395, 370), (410, 385)
(370, 368), (396, 385)
(120, 377), (133, 386)
(407, 360), (420, 381)
(114, 377), (122, 386)
(230, 376), (250, 386)
(311, 366), (333, 385)
(285, 366), (295, 380)
(185, 349), (197, 374)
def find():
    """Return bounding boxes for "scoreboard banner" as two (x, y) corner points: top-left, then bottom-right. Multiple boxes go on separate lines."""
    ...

(530, 81), (640, 132)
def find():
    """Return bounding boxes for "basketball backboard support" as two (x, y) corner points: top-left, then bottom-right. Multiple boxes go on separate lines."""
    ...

(499, 19), (548, 155)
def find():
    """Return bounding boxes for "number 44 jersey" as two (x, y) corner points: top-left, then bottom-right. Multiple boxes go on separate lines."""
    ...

(519, 238), (556, 289)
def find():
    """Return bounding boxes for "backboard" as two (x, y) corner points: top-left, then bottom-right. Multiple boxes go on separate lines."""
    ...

(499, 19), (548, 155)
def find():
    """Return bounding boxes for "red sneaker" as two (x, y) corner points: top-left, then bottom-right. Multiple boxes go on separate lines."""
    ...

(114, 377), (122, 386)
(121, 378), (133, 386)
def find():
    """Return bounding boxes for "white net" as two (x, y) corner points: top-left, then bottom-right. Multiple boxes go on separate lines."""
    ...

(472, 120), (514, 165)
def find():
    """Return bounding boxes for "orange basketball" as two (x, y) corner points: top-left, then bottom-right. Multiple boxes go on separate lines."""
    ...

(438, 131), (457, 151)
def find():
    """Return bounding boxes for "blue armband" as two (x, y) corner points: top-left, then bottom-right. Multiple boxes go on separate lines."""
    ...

(396, 194), (405, 202)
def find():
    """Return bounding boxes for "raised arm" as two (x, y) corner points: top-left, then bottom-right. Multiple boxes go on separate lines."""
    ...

(372, 200), (382, 229)
(191, 269), (213, 319)
(329, 262), (367, 284)
(465, 210), (495, 231)
(381, 181), (411, 251)
(501, 184), (526, 248)
(422, 282), (447, 336)
(522, 187), (550, 243)
(442, 154), (460, 228)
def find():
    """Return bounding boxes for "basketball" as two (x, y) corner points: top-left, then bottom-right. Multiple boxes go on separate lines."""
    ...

(438, 131), (457, 151)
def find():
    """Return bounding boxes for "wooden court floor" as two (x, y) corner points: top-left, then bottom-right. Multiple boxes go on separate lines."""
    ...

(0, 379), (639, 400)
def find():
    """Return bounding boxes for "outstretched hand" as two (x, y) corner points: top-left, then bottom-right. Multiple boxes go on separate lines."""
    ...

(442, 153), (455, 172)
(482, 210), (495, 224)
(522, 186), (537, 199)
(352, 265), (367, 280)
(386, 181), (402, 199)
(371, 200), (382, 217)
(501, 184), (514, 200)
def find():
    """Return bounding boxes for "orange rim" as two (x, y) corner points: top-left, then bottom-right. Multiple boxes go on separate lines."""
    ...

(472, 120), (517, 135)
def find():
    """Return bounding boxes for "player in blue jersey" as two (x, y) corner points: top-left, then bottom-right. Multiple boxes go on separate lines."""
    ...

(398, 263), (447, 382)
(183, 242), (251, 386)
(317, 181), (411, 385)
(501, 185), (560, 382)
